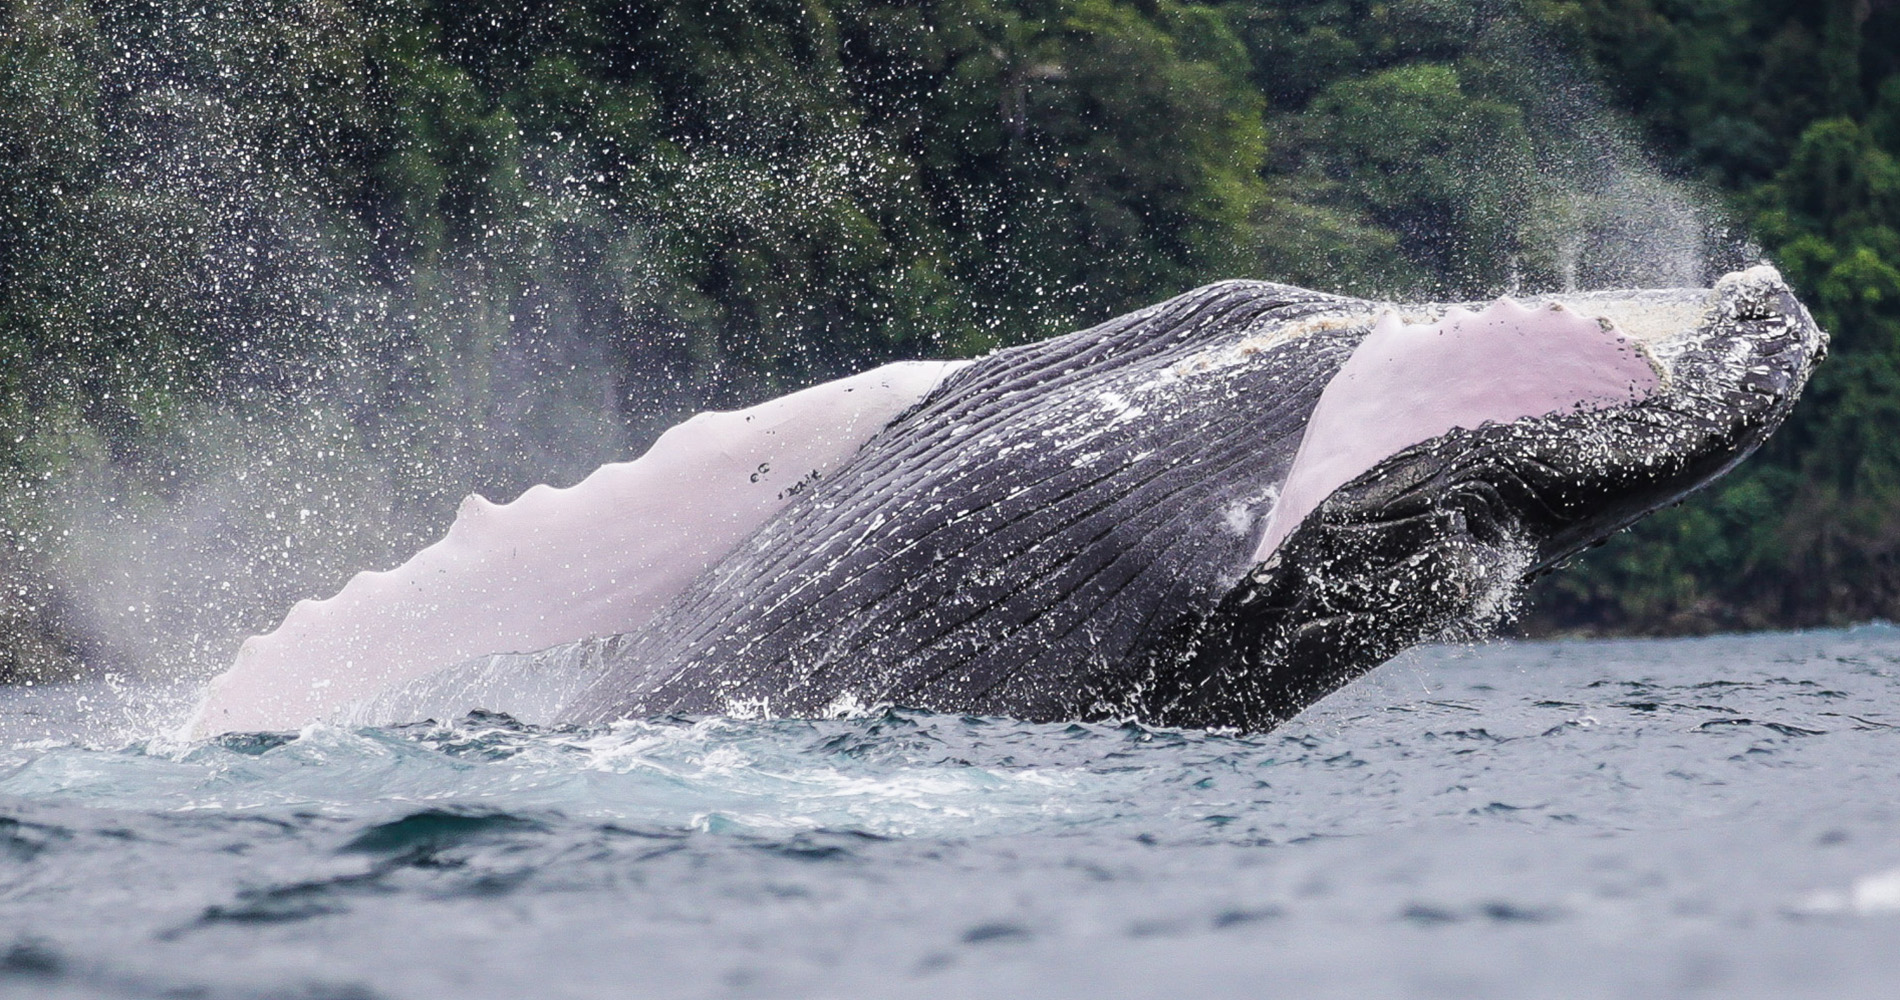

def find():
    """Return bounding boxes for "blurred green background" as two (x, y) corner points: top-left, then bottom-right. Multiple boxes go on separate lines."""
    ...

(3, 0), (1896, 681)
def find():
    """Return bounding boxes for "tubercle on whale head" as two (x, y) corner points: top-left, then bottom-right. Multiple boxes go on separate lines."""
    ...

(1145, 266), (1827, 732)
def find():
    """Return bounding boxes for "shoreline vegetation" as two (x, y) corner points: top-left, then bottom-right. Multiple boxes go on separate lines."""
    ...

(3, 0), (1896, 682)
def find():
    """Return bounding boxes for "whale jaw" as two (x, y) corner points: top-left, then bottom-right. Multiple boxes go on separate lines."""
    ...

(1139, 266), (1827, 731)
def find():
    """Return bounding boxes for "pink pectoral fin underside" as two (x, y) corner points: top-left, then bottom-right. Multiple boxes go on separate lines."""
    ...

(1255, 299), (1661, 561)
(190, 360), (969, 735)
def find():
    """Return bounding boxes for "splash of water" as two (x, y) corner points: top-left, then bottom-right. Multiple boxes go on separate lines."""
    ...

(4, 2), (1761, 728)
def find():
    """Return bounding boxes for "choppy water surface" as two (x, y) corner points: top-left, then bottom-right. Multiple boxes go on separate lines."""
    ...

(2, 628), (1898, 999)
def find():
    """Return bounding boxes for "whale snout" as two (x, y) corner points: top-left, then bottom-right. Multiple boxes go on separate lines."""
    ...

(1704, 265), (1828, 416)
(1157, 267), (1829, 730)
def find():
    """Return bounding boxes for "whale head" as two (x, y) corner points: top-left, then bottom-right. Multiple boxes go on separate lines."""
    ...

(1158, 265), (1828, 728)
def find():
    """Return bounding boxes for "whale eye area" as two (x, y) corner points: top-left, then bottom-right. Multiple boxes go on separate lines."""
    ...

(1253, 299), (1663, 562)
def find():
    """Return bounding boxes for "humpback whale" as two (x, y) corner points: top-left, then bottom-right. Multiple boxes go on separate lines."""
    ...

(190, 266), (1825, 736)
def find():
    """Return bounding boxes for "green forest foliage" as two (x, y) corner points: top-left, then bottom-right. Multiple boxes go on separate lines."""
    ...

(0, 0), (1894, 678)
(1522, 0), (1900, 632)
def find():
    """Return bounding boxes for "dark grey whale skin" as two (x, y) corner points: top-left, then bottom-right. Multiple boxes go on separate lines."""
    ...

(554, 271), (1825, 732)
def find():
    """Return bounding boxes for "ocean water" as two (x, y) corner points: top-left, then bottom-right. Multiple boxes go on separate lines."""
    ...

(1, 627), (1897, 999)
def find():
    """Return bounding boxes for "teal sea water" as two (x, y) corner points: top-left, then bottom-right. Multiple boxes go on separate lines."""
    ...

(2, 627), (1898, 998)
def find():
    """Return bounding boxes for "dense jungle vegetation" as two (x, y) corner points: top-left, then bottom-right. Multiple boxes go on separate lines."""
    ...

(1, 0), (1896, 679)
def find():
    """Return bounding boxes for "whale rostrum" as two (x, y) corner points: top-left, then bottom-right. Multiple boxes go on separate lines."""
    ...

(190, 266), (1826, 735)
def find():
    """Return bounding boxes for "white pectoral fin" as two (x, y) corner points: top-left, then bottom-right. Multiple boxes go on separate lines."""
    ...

(188, 359), (970, 736)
